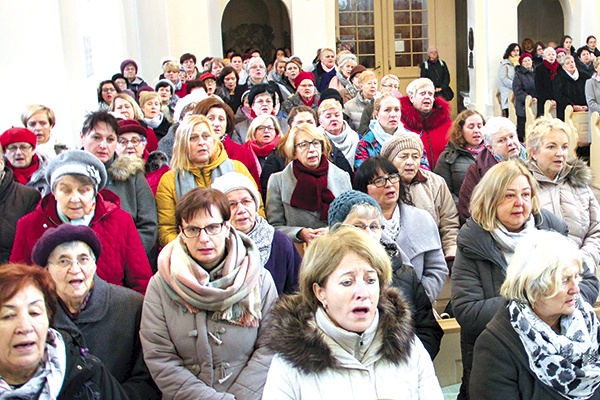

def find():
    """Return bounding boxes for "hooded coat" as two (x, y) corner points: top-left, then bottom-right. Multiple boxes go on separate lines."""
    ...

(400, 96), (451, 168)
(433, 142), (477, 204)
(262, 289), (443, 399)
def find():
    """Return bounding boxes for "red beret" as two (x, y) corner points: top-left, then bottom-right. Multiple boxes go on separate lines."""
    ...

(294, 71), (316, 88)
(0, 127), (37, 149)
(519, 52), (533, 64)
(199, 72), (217, 82)
(117, 119), (147, 137)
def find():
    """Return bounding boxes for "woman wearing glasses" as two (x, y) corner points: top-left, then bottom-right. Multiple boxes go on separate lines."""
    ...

(266, 123), (352, 244)
(244, 114), (282, 177)
(141, 187), (278, 399)
(355, 156), (447, 303)
(280, 72), (320, 116)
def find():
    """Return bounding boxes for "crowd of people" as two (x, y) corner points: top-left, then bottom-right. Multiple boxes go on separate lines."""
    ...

(2, 39), (600, 400)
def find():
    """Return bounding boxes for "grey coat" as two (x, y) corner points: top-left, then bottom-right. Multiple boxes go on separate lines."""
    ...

(266, 161), (352, 241)
(53, 276), (160, 400)
(433, 143), (476, 204)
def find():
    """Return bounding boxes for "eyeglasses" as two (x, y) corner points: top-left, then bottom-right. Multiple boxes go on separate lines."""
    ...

(346, 223), (384, 233)
(295, 139), (323, 151)
(102, 87), (116, 93)
(256, 125), (275, 132)
(369, 173), (401, 188)
(118, 137), (146, 147)
(229, 198), (255, 209)
(181, 222), (225, 238)
(50, 255), (94, 269)
(5, 144), (34, 153)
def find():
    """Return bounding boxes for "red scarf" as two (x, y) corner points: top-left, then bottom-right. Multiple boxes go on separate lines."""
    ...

(543, 60), (559, 80)
(8, 154), (40, 185)
(300, 95), (315, 107)
(245, 136), (280, 158)
(290, 155), (334, 221)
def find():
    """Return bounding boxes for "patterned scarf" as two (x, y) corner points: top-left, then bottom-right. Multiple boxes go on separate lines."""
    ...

(8, 154), (40, 185)
(290, 155), (335, 221)
(509, 298), (600, 399)
(0, 328), (66, 399)
(158, 227), (263, 327)
(465, 143), (484, 157)
(246, 215), (275, 267)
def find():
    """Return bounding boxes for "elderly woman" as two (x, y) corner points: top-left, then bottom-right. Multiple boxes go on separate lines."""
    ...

(262, 227), (444, 399)
(139, 91), (172, 141)
(471, 230), (600, 399)
(526, 117), (600, 272)
(31, 224), (160, 400)
(10, 149), (152, 294)
(554, 54), (588, 121)
(451, 160), (599, 400)
(280, 72), (320, 116)
(328, 51), (358, 103)
(212, 172), (301, 294)
(0, 127), (49, 194)
(0, 263), (130, 399)
(244, 114), (282, 178)
(355, 156), (447, 303)
(327, 190), (444, 359)
(535, 46), (559, 117)
(344, 69), (378, 132)
(381, 132), (459, 265)
(21, 104), (59, 160)
(141, 187), (278, 399)
(355, 92), (409, 169)
(156, 114), (257, 247)
(498, 43), (520, 118)
(317, 98), (359, 168)
(357, 73), (401, 135)
(97, 79), (120, 111)
(266, 123), (352, 244)
(435, 110), (485, 203)
(512, 52), (537, 141)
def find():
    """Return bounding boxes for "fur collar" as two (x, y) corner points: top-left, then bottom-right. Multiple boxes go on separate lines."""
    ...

(563, 158), (593, 187)
(106, 155), (145, 182)
(400, 95), (451, 132)
(265, 288), (415, 374)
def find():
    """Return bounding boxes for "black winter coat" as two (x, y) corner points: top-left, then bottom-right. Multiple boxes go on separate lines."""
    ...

(535, 62), (557, 117)
(512, 65), (536, 118)
(553, 67), (587, 120)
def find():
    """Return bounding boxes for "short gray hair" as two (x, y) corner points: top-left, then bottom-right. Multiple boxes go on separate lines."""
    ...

(481, 116), (517, 145)
(406, 78), (434, 98)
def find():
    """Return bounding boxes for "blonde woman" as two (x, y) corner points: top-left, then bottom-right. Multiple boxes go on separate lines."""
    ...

(244, 114), (282, 176)
(343, 69), (378, 131)
(110, 92), (158, 151)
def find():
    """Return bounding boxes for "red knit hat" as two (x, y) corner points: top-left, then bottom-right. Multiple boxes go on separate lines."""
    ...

(0, 127), (37, 149)
(294, 71), (316, 88)
(519, 52), (533, 64)
(117, 119), (147, 137)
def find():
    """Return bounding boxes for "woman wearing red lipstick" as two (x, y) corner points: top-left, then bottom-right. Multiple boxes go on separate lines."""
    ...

(526, 118), (600, 273)
(451, 160), (600, 400)
(471, 230), (600, 400)
(262, 227), (444, 399)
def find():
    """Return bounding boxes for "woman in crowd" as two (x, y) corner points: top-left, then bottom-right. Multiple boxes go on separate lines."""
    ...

(512, 52), (537, 141)
(266, 123), (352, 244)
(163, 61), (187, 98)
(155, 79), (177, 119)
(112, 72), (134, 97)
(97, 79), (120, 111)
(215, 66), (243, 113)
(587, 35), (600, 58)
(21, 104), (59, 160)
(344, 69), (378, 132)
(10, 149), (151, 292)
(0, 145), (40, 263)
(471, 230), (600, 399)
(381, 132), (459, 265)
(109, 93), (159, 151)
(586, 58), (600, 124)
(212, 172), (301, 294)
(357, 73), (401, 136)
(318, 98), (359, 168)
(435, 110), (485, 203)
(327, 190), (444, 359)
(180, 52), (200, 81)
(244, 114), (282, 176)
(262, 226), (443, 399)
(355, 92), (407, 169)
(498, 43), (520, 118)
(0, 263), (130, 399)
(210, 57), (226, 78)
(139, 91), (172, 141)
(560, 34), (577, 56)
(31, 224), (160, 400)
(156, 114), (256, 246)
(0, 127), (49, 194)
(280, 72), (320, 116)
(355, 156), (448, 303)
(535, 46), (559, 117)
(533, 41), (546, 67)
(526, 117), (600, 272)
(327, 51), (358, 103)
(553, 54), (588, 121)
(141, 187), (278, 399)
(451, 160), (599, 400)
(279, 58), (302, 96)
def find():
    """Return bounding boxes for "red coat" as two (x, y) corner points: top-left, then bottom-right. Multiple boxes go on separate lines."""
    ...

(223, 135), (261, 188)
(400, 96), (451, 169)
(10, 190), (152, 294)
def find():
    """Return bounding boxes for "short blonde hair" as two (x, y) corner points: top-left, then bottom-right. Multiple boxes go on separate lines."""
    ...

(406, 78), (434, 98)
(281, 123), (332, 165)
(109, 93), (144, 120)
(317, 98), (343, 117)
(21, 104), (56, 128)
(380, 74), (400, 87)
(171, 114), (218, 173)
(470, 160), (541, 231)
(163, 61), (181, 73)
(358, 70), (377, 85)
(526, 117), (575, 160)
(374, 92), (400, 113)
(500, 230), (582, 306)
(138, 91), (162, 107)
(298, 226), (392, 311)
(246, 114), (282, 142)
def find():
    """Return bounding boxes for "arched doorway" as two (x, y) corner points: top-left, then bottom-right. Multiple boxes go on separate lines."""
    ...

(222, 0), (291, 64)
(518, 0), (564, 44)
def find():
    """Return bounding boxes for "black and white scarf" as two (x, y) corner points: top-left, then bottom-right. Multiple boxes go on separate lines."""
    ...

(509, 298), (600, 399)
(246, 215), (275, 267)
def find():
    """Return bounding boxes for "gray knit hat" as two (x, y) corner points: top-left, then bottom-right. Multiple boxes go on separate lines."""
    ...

(212, 172), (261, 212)
(380, 131), (424, 161)
(328, 190), (382, 227)
(45, 149), (108, 193)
